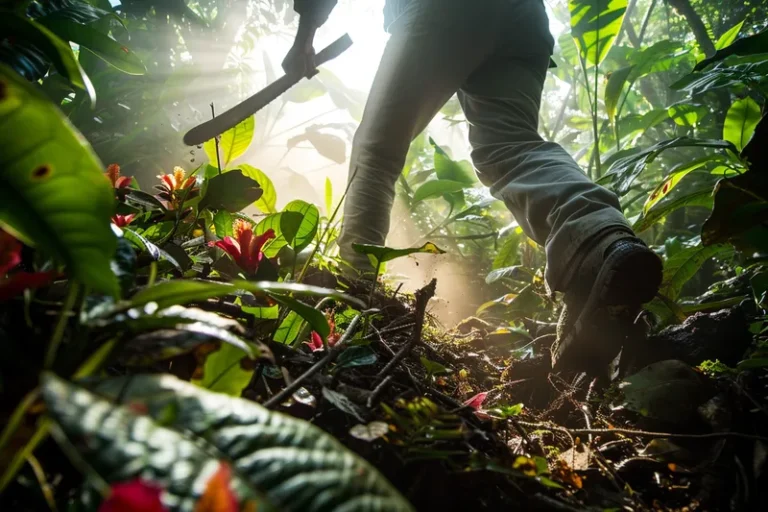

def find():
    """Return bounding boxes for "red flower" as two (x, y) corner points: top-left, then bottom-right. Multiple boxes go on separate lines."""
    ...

(112, 214), (136, 228)
(155, 167), (199, 210)
(0, 230), (56, 302)
(98, 479), (166, 512)
(463, 392), (488, 410)
(195, 463), (238, 512)
(106, 164), (132, 189)
(209, 220), (275, 275)
(305, 313), (341, 352)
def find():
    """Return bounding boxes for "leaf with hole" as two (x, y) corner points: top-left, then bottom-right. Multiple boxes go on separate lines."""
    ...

(633, 189), (713, 233)
(42, 374), (413, 512)
(0, 64), (116, 295)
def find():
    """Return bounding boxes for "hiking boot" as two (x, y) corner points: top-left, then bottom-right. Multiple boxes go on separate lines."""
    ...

(552, 232), (663, 372)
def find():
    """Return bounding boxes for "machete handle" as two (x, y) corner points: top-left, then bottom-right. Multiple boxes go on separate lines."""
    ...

(183, 33), (353, 147)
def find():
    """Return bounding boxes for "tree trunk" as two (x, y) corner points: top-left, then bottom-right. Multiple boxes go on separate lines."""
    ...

(666, 0), (715, 57)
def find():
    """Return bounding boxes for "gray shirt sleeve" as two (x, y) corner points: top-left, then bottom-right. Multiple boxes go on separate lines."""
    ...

(293, 0), (338, 25)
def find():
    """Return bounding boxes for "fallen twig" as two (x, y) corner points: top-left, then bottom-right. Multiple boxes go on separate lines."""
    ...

(516, 421), (768, 442)
(374, 279), (437, 384)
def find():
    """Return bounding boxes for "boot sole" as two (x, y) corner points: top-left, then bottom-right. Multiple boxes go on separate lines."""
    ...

(553, 245), (663, 370)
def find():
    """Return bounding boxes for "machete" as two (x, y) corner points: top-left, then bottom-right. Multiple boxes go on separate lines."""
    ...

(183, 34), (353, 146)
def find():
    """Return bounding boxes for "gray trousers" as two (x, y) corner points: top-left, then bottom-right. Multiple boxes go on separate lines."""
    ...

(337, 0), (631, 292)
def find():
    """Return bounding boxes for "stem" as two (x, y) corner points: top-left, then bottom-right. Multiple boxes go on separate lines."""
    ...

(44, 282), (79, 369)
(592, 60), (602, 179)
(210, 102), (223, 175)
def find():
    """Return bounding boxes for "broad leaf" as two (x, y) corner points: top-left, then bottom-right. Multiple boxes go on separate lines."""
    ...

(702, 171), (768, 250)
(569, 0), (628, 66)
(642, 157), (716, 215)
(268, 293), (330, 341)
(695, 27), (768, 70)
(658, 243), (730, 301)
(0, 65), (117, 295)
(723, 97), (761, 152)
(128, 279), (365, 310)
(204, 116), (255, 167)
(667, 103), (708, 127)
(633, 189), (712, 232)
(0, 14), (95, 103)
(605, 65), (632, 122)
(274, 310), (304, 344)
(412, 179), (468, 204)
(42, 374), (413, 512)
(38, 18), (146, 75)
(604, 137), (736, 194)
(122, 228), (182, 271)
(254, 211), (303, 257)
(716, 20), (746, 51)
(199, 169), (263, 212)
(431, 138), (476, 184)
(336, 346), (377, 369)
(213, 210), (234, 238)
(193, 342), (255, 396)
(238, 164), (277, 213)
(283, 200), (319, 253)
(352, 242), (445, 268)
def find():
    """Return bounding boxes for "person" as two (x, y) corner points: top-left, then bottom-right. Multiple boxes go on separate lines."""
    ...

(282, 0), (663, 372)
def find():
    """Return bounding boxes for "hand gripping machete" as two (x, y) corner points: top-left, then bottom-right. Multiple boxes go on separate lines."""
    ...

(183, 34), (353, 146)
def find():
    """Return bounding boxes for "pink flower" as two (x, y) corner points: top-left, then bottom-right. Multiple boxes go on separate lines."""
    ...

(209, 220), (275, 276)
(304, 314), (341, 352)
(463, 392), (489, 410)
(106, 164), (132, 189)
(0, 230), (56, 302)
(98, 479), (166, 512)
(112, 214), (136, 228)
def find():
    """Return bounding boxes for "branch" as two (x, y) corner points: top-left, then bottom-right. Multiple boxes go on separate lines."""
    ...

(666, 0), (715, 57)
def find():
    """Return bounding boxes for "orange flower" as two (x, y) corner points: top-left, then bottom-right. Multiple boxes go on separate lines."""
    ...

(106, 164), (132, 189)
(194, 463), (238, 512)
(112, 214), (136, 228)
(155, 166), (199, 210)
(209, 220), (275, 275)
(97, 479), (166, 512)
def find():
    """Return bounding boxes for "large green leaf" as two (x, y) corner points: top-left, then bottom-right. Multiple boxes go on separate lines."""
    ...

(254, 211), (304, 258)
(604, 137), (736, 194)
(659, 243), (730, 301)
(715, 20), (746, 51)
(642, 157), (717, 215)
(605, 65), (632, 122)
(204, 115), (255, 167)
(430, 138), (476, 184)
(352, 242), (445, 268)
(568, 0), (628, 66)
(42, 374), (413, 512)
(128, 279), (365, 310)
(723, 97), (762, 152)
(193, 342), (255, 396)
(412, 179), (468, 204)
(238, 164), (277, 213)
(38, 18), (146, 75)
(268, 293), (330, 341)
(695, 27), (768, 70)
(283, 200), (320, 253)
(0, 64), (117, 295)
(199, 169), (263, 212)
(633, 189), (713, 233)
(0, 14), (95, 103)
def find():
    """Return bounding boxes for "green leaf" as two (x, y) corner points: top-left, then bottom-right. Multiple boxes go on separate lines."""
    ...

(122, 228), (181, 271)
(241, 304), (279, 319)
(283, 200), (320, 252)
(430, 138), (476, 184)
(605, 137), (736, 194)
(605, 65), (633, 122)
(0, 65), (117, 295)
(659, 243), (730, 301)
(642, 157), (716, 215)
(254, 211), (302, 257)
(238, 164), (277, 213)
(569, 0), (628, 66)
(325, 177), (334, 215)
(0, 15), (95, 103)
(38, 18), (146, 75)
(716, 20), (746, 51)
(42, 374), (413, 511)
(352, 242), (446, 268)
(203, 115), (254, 167)
(128, 279), (366, 311)
(412, 179), (468, 204)
(199, 169), (263, 212)
(723, 97), (762, 152)
(493, 229), (523, 269)
(702, 171), (768, 249)
(667, 103), (709, 127)
(193, 342), (254, 396)
(695, 27), (768, 70)
(213, 210), (234, 238)
(268, 293), (330, 341)
(274, 310), (304, 344)
(420, 356), (450, 376)
(633, 189), (713, 232)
